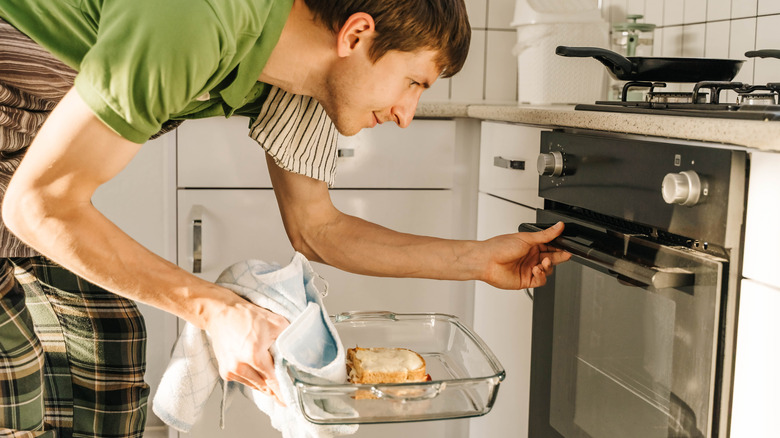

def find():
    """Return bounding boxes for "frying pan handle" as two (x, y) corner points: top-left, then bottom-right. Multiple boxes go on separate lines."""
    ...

(555, 46), (634, 77)
(745, 49), (780, 60)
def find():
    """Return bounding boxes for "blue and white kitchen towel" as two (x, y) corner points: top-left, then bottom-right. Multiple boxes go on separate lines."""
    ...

(153, 252), (358, 437)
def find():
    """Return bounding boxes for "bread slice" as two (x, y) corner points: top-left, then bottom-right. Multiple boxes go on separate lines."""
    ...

(346, 347), (427, 384)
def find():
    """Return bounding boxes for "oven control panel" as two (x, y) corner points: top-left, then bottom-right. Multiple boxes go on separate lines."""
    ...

(538, 130), (746, 247)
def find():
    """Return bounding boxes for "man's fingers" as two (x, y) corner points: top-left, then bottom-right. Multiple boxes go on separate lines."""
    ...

(226, 368), (265, 391)
(542, 250), (572, 266)
(522, 221), (565, 244)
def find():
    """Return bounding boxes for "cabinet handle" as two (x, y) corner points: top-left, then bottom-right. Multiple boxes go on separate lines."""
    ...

(337, 148), (355, 158)
(192, 217), (202, 273)
(493, 156), (525, 170)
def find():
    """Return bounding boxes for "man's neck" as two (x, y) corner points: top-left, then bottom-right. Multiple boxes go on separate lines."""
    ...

(258, 0), (334, 97)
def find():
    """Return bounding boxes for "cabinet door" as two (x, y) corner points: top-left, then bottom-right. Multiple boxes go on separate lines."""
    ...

(176, 188), (469, 438)
(469, 193), (536, 438)
(742, 150), (780, 289)
(177, 189), (294, 282)
(479, 121), (545, 208)
(730, 279), (780, 437)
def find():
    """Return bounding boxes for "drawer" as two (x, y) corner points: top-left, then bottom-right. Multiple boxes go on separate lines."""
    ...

(479, 121), (546, 208)
(177, 117), (456, 189)
(334, 119), (456, 188)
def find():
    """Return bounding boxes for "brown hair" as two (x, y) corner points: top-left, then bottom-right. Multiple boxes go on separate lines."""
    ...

(303, 0), (471, 78)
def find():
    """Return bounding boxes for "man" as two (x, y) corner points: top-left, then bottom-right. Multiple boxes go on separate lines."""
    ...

(0, 0), (570, 436)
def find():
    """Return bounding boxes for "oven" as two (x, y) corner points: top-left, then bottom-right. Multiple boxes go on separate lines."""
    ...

(520, 129), (747, 438)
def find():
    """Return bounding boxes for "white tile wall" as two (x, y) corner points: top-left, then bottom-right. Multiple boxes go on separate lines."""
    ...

(758, 0), (780, 15)
(685, 0), (708, 23)
(664, 0), (685, 25)
(448, 29), (487, 102)
(755, 14), (780, 84)
(704, 20), (731, 58)
(732, 0), (758, 18)
(484, 30), (518, 101)
(682, 23), (706, 57)
(707, 0), (732, 21)
(426, 0), (780, 104)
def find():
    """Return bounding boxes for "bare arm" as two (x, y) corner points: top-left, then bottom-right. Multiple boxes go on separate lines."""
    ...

(266, 155), (570, 289)
(3, 88), (288, 400)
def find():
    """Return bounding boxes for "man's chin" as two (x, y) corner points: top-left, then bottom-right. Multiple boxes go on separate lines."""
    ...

(331, 121), (364, 137)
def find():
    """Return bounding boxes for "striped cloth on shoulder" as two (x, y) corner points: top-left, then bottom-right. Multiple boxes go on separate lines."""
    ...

(249, 86), (339, 187)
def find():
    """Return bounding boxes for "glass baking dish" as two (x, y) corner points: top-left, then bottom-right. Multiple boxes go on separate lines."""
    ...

(284, 311), (505, 424)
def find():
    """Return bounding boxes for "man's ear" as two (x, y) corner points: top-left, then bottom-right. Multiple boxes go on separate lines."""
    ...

(336, 12), (375, 57)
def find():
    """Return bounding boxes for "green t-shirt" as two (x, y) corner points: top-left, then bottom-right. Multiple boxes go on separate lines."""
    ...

(0, 0), (292, 143)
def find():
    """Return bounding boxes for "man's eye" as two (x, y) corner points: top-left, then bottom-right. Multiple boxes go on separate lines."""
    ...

(410, 80), (420, 86)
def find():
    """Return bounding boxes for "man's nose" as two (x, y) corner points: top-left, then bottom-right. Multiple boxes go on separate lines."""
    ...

(391, 91), (422, 128)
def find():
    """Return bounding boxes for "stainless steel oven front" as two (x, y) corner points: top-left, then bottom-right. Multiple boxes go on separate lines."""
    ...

(521, 130), (747, 438)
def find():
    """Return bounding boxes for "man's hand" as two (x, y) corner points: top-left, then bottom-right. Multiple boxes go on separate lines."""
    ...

(478, 222), (571, 290)
(205, 298), (290, 405)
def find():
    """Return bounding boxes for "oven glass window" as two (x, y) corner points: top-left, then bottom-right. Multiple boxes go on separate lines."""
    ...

(548, 262), (703, 438)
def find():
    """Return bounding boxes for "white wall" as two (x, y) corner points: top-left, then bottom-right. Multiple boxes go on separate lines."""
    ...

(425, 0), (780, 104)
(421, 0), (520, 103)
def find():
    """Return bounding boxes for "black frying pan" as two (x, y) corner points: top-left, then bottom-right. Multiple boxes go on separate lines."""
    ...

(555, 46), (744, 82)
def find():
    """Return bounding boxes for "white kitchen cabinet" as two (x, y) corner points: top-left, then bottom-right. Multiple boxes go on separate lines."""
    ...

(178, 117), (457, 189)
(730, 279), (780, 437)
(469, 193), (536, 438)
(175, 117), (474, 438)
(742, 150), (780, 289)
(478, 120), (546, 208)
(176, 189), (467, 316)
(92, 132), (178, 438)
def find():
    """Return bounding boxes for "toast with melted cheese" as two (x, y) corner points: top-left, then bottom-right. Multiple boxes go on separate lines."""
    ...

(346, 347), (427, 384)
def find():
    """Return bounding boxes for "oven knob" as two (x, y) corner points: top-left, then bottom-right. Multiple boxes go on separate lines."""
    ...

(537, 151), (564, 177)
(662, 170), (705, 206)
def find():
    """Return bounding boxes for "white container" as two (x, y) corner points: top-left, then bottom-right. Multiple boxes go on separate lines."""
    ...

(512, 0), (609, 104)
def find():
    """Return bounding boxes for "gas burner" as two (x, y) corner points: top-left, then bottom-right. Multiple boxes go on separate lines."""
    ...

(573, 80), (780, 121)
(737, 93), (778, 105)
(647, 92), (707, 104)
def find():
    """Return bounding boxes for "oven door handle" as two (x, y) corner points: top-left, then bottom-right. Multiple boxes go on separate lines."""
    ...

(519, 223), (695, 289)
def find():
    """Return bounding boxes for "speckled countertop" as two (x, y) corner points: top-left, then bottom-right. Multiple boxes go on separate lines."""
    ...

(416, 102), (780, 152)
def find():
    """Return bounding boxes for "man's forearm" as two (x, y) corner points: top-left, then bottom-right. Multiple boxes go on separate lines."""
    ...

(294, 209), (485, 282)
(5, 190), (242, 329)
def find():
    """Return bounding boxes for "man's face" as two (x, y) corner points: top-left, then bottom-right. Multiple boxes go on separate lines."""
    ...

(319, 47), (441, 136)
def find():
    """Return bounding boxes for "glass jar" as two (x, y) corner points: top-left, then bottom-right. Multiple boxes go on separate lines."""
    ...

(609, 15), (656, 100)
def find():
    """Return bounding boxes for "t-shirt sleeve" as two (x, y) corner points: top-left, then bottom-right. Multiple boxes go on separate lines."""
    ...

(74, 1), (226, 143)
(249, 86), (338, 186)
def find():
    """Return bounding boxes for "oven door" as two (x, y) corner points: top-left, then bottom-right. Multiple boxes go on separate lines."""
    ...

(521, 210), (726, 438)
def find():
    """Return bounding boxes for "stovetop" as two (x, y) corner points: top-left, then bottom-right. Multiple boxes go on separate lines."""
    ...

(576, 80), (780, 121)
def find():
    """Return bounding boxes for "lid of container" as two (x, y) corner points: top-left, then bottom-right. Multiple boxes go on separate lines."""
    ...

(613, 14), (656, 32)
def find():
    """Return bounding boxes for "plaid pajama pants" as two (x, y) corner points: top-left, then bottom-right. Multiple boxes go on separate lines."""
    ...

(0, 258), (148, 438)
